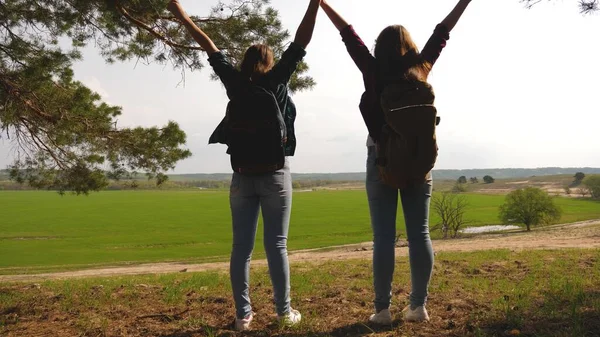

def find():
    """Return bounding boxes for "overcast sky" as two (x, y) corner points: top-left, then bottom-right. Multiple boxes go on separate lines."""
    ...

(1, 0), (598, 174)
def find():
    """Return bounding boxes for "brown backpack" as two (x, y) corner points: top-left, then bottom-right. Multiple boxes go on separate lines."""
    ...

(377, 79), (439, 189)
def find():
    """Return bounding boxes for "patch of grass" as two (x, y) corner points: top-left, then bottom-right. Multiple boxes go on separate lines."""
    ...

(1, 191), (599, 272)
(178, 316), (208, 330)
(1, 249), (599, 336)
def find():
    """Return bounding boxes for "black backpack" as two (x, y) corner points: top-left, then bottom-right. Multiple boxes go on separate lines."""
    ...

(225, 83), (287, 174)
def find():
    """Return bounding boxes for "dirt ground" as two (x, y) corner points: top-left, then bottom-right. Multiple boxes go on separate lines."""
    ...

(1, 221), (599, 337)
(2, 220), (599, 283)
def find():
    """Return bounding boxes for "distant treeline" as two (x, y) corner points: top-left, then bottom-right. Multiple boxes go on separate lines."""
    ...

(166, 168), (600, 182)
(2, 168), (600, 191)
(0, 178), (351, 191)
(433, 167), (600, 180)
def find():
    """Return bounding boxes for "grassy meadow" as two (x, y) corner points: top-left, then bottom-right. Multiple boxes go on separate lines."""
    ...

(1, 249), (599, 336)
(1, 190), (599, 273)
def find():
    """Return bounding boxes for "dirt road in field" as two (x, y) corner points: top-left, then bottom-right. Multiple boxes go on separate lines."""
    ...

(1, 220), (599, 283)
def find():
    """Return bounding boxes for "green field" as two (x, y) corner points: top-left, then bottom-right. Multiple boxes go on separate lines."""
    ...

(1, 190), (599, 272)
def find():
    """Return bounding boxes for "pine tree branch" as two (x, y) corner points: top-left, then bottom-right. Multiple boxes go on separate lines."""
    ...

(20, 118), (68, 170)
(113, 1), (204, 52)
(0, 76), (56, 122)
(0, 44), (27, 67)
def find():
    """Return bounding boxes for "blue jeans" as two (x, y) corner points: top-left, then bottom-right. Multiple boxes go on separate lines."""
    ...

(229, 160), (292, 319)
(366, 146), (434, 311)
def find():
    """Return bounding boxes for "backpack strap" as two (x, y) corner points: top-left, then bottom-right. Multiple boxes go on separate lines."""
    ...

(254, 85), (287, 144)
(389, 104), (435, 112)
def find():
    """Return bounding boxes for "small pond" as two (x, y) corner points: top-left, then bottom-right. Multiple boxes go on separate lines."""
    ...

(461, 225), (521, 234)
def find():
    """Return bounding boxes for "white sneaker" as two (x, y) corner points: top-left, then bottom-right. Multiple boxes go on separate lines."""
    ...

(234, 312), (253, 331)
(277, 308), (301, 326)
(402, 305), (430, 322)
(369, 308), (393, 325)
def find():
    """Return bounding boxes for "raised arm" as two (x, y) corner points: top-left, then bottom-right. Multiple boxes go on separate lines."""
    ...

(319, 0), (373, 75)
(167, 0), (219, 54)
(293, 0), (322, 49)
(440, 0), (473, 32)
(319, 0), (349, 31)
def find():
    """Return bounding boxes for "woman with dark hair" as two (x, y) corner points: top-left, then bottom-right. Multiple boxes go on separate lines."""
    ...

(318, 0), (473, 324)
(167, 0), (321, 330)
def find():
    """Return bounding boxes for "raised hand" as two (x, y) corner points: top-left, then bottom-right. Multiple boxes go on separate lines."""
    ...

(166, 0), (219, 54)
(441, 0), (472, 32)
(319, 0), (350, 32)
(293, 0), (322, 48)
(167, 0), (186, 19)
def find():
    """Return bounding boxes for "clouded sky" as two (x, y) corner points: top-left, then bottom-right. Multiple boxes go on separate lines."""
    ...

(1, 0), (599, 174)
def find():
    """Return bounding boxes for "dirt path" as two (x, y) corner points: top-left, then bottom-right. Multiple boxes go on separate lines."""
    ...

(2, 220), (599, 283)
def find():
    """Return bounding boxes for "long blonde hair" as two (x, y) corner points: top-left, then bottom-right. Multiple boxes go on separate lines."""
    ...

(374, 25), (432, 82)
